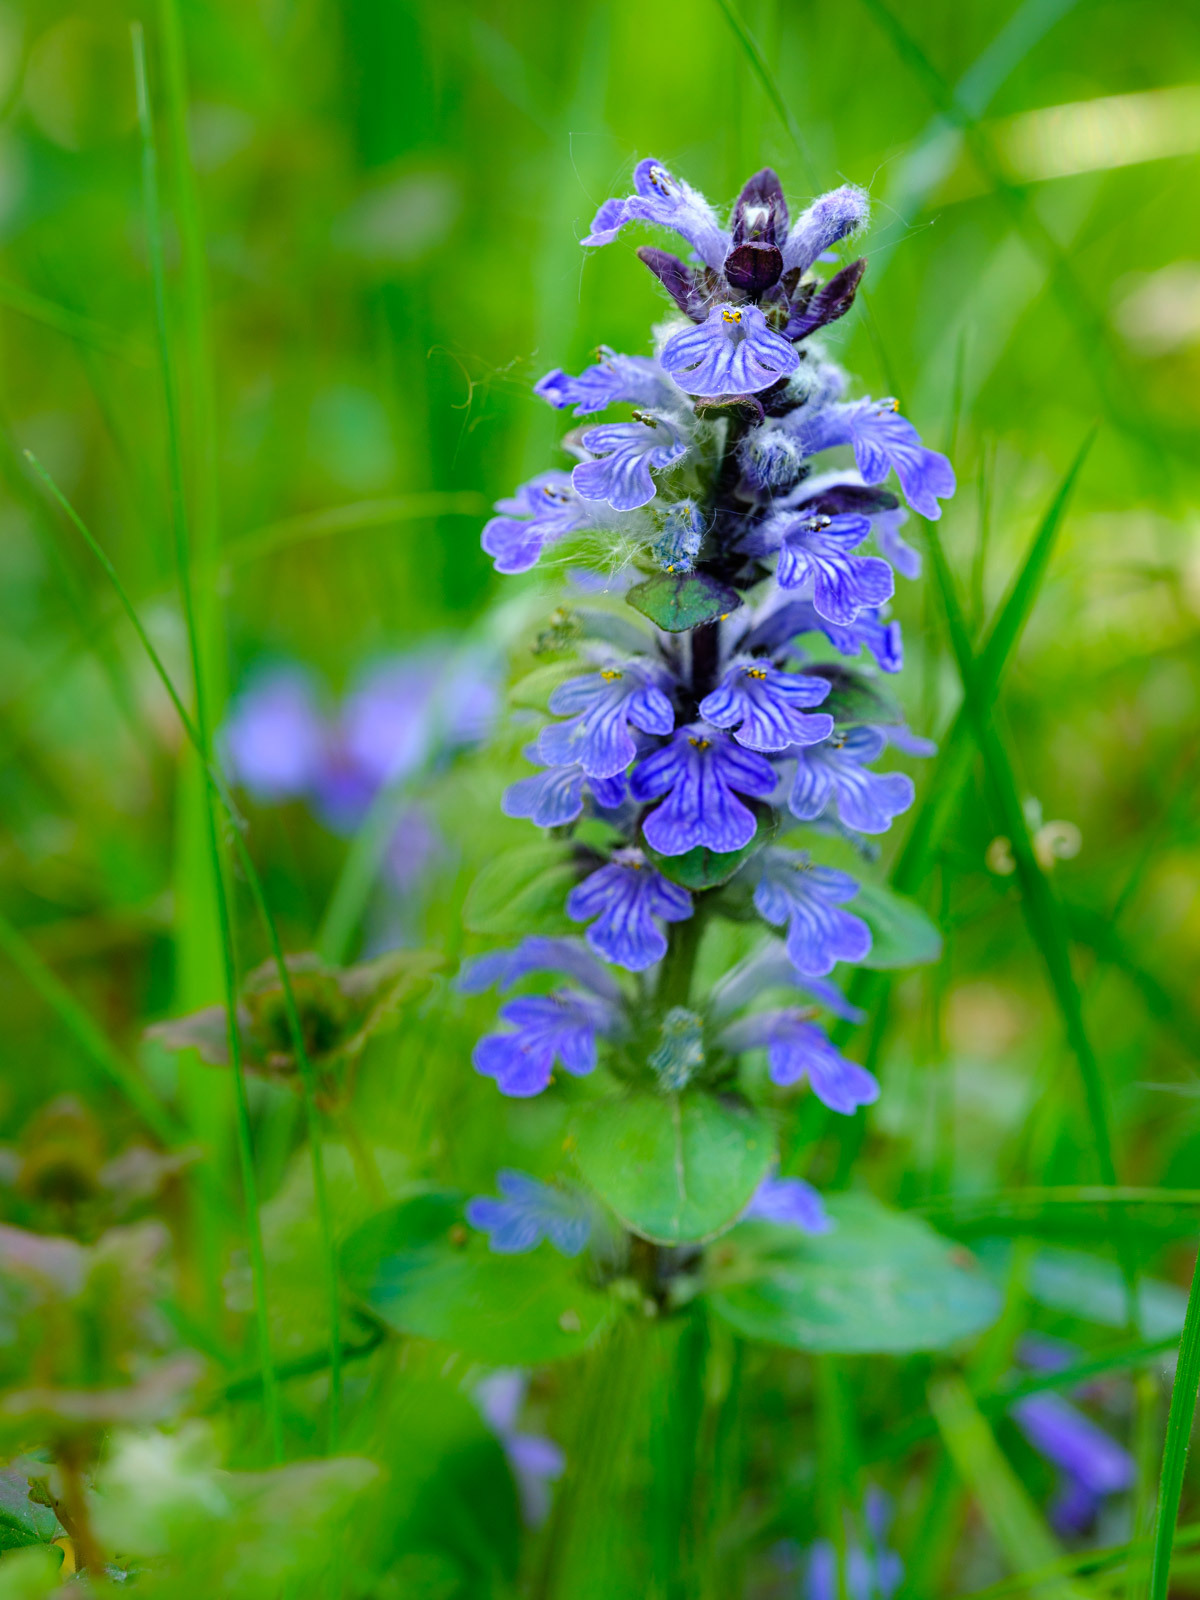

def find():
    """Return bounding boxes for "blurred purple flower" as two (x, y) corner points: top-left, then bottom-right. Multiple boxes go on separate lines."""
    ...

(806, 1489), (903, 1600)
(475, 1370), (566, 1527)
(720, 1008), (879, 1111)
(744, 1174), (832, 1232)
(222, 667), (328, 801)
(472, 991), (616, 1097)
(466, 1170), (591, 1256)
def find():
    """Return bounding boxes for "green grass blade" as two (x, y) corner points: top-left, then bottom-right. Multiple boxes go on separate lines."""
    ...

(1148, 1245), (1200, 1600)
(0, 278), (145, 361)
(924, 519), (1119, 1191)
(29, 432), (345, 1451)
(134, 25), (283, 1460)
(712, 0), (818, 185)
(894, 430), (1094, 895)
(0, 907), (180, 1145)
(930, 1373), (1094, 1600)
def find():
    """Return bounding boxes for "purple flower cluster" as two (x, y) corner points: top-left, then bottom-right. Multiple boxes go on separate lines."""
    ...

(467, 158), (954, 1254)
(221, 651), (497, 893)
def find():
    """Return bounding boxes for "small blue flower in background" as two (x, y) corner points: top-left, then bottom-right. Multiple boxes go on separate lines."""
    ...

(1009, 1336), (1134, 1534)
(475, 1369), (566, 1527)
(221, 667), (328, 801)
(537, 662), (675, 779)
(534, 348), (672, 416)
(467, 1170), (591, 1255)
(481, 471), (597, 575)
(753, 849), (872, 976)
(630, 726), (777, 856)
(699, 660), (833, 752)
(660, 304), (799, 397)
(788, 728), (916, 835)
(804, 1489), (904, 1600)
(573, 418), (690, 512)
(472, 992), (614, 1097)
(566, 847), (692, 971)
(720, 1009), (879, 1111)
(743, 1174), (832, 1233)
(770, 513), (895, 624)
(503, 756), (627, 828)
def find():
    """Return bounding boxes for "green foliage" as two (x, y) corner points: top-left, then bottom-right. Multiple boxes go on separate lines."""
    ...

(571, 1092), (773, 1245)
(341, 1192), (615, 1362)
(706, 1194), (1001, 1353)
(463, 841), (577, 937)
(625, 571), (742, 632)
(853, 882), (944, 968)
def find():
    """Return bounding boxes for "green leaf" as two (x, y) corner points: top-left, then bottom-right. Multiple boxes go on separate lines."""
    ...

(0, 1473), (63, 1554)
(1026, 1246), (1187, 1338)
(648, 836), (760, 891)
(572, 1092), (773, 1245)
(626, 572), (741, 633)
(463, 840), (576, 936)
(809, 663), (904, 726)
(341, 1191), (616, 1364)
(706, 1192), (1000, 1353)
(854, 882), (943, 968)
(508, 660), (581, 711)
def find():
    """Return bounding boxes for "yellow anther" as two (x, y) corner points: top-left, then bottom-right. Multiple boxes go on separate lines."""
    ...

(745, 666), (769, 679)
(600, 668), (622, 682)
(722, 308), (743, 324)
(688, 736), (712, 750)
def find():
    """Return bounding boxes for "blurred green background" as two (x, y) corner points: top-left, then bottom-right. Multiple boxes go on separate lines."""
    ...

(2, 0), (1200, 1589)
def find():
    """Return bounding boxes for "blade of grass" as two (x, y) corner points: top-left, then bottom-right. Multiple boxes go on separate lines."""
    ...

(924, 518), (1121, 1190)
(28, 441), (346, 1453)
(930, 1373), (1094, 1600)
(876, 1332), (1177, 1461)
(960, 1522), (1200, 1600)
(1147, 1244), (1200, 1600)
(712, 0), (818, 187)
(133, 27), (283, 1459)
(0, 278), (146, 362)
(0, 908), (180, 1145)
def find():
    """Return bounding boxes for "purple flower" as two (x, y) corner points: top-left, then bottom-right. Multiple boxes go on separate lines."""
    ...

(630, 726), (777, 856)
(466, 1170), (591, 1256)
(652, 500), (704, 573)
(566, 847), (692, 971)
(753, 849), (872, 975)
(788, 728), (915, 834)
(534, 348), (673, 415)
(782, 185), (870, 275)
(458, 935), (624, 1004)
(744, 1174), (832, 1233)
(482, 472), (597, 574)
(581, 157), (730, 272)
(572, 419), (689, 512)
(873, 507), (921, 580)
(475, 1370), (566, 1527)
(660, 304), (798, 397)
(805, 1489), (903, 1600)
(711, 941), (866, 1025)
(537, 663), (675, 779)
(473, 992), (612, 1097)
(699, 660), (833, 752)
(720, 1009), (879, 1112)
(223, 668), (328, 800)
(795, 401), (956, 521)
(744, 599), (903, 674)
(1010, 1392), (1134, 1534)
(503, 757), (627, 828)
(772, 514), (895, 625)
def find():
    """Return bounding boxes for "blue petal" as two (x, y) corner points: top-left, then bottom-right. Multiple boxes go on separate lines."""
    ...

(503, 766), (585, 827)
(660, 304), (798, 397)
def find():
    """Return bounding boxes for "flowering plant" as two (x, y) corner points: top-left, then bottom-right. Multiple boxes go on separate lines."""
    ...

(343, 160), (1000, 1380)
